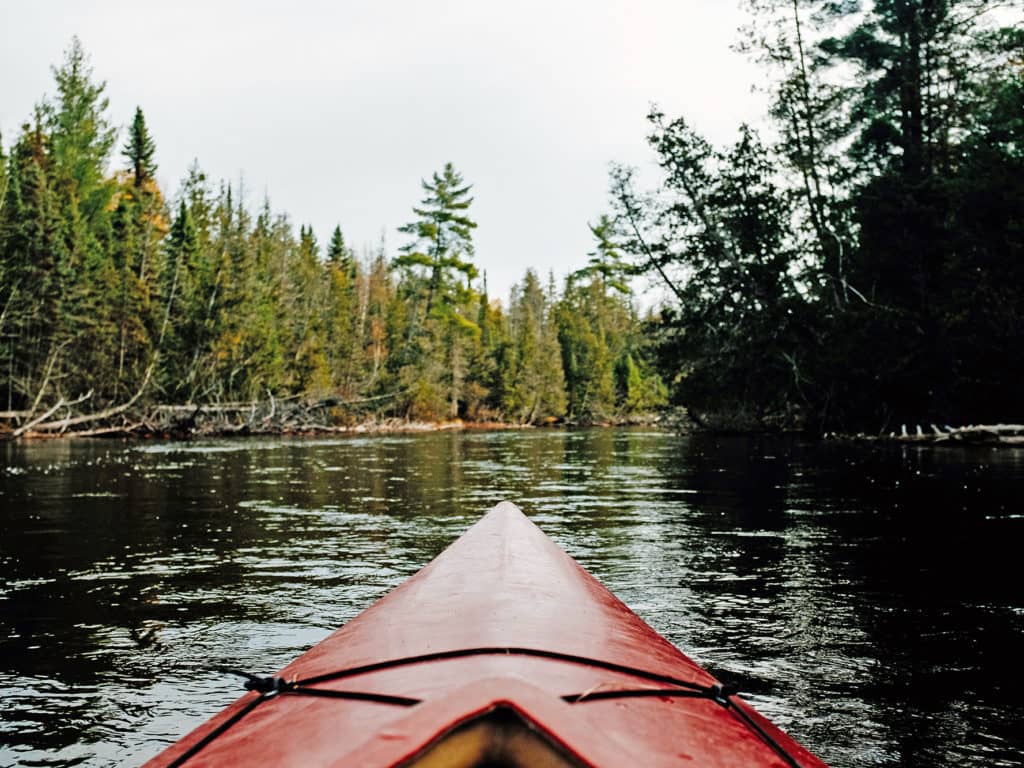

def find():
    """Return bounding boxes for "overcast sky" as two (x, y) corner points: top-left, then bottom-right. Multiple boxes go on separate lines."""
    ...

(1, 0), (767, 303)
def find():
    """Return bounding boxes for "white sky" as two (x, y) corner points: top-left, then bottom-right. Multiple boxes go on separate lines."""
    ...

(0, 0), (767, 304)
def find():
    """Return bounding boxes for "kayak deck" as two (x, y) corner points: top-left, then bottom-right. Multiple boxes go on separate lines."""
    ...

(143, 502), (828, 767)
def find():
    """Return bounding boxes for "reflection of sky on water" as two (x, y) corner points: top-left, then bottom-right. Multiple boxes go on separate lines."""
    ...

(1, 431), (1022, 767)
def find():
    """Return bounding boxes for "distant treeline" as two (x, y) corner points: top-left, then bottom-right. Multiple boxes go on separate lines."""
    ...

(0, 40), (664, 429)
(599, 0), (1023, 430)
(2, 0), (1022, 435)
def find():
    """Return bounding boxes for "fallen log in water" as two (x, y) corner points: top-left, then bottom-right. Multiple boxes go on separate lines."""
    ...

(0, 388), (498, 439)
(829, 424), (1024, 446)
(132, 393), (391, 437)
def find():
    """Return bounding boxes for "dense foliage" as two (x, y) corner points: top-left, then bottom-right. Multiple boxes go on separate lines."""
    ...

(607, 0), (1023, 430)
(0, 39), (663, 428)
(4, 0), (1021, 435)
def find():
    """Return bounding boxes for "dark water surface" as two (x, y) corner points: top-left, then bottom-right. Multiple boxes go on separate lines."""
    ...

(1, 430), (1021, 767)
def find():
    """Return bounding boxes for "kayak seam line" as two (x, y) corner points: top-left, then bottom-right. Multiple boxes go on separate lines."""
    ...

(283, 688), (421, 706)
(294, 646), (711, 692)
(562, 688), (712, 704)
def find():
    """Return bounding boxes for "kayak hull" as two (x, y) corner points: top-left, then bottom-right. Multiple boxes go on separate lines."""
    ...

(143, 502), (828, 767)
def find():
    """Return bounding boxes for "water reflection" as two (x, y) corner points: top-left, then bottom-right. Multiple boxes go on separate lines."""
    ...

(1, 431), (1022, 767)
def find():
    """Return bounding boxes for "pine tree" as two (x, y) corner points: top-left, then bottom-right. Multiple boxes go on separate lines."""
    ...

(107, 106), (168, 400)
(462, 274), (510, 420)
(123, 106), (157, 188)
(557, 277), (616, 421)
(574, 215), (633, 294)
(0, 123), (68, 410)
(810, 0), (1024, 425)
(286, 225), (330, 393)
(504, 270), (566, 423)
(157, 200), (199, 399)
(327, 225), (352, 269)
(396, 162), (478, 317)
(607, 117), (802, 426)
(46, 37), (117, 225)
(28, 38), (128, 404)
(324, 225), (363, 394)
(394, 163), (480, 418)
(109, 196), (152, 396)
(365, 245), (396, 391)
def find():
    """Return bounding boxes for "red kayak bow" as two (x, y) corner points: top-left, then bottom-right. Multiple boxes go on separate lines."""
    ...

(143, 502), (829, 767)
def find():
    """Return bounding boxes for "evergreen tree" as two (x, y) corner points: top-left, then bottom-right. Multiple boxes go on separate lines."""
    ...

(207, 184), (268, 401)
(574, 214), (634, 294)
(396, 162), (479, 318)
(0, 122), (68, 410)
(19, 38), (123, 405)
(324, 225), (363, 394)
(108, 195), (152, 396)
(108, 107), (168, 400)
(463, 275), (510, 420)
(327, 225), (352, 269)
(239, 199), (290, 395)
(810, 0), (1023, 425)
(608, 117), (804, 426)
(503, 270), (566, 423)
(394, 163), (481, 418)
(45, 37), (117, 226)
(123, 106), (157, 188)
(605, 0), (1023, 429)
(365, 244), (397, 391)
(285, 224), (330, 393)
(557, 276), (617, 421)
(157, 200), (199, 399)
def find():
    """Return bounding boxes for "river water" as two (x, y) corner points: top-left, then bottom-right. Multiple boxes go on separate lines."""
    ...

(0, 430), (1021, 767)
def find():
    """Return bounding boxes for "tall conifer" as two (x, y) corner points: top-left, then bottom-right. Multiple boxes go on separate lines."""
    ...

(123, 106), (157, 187)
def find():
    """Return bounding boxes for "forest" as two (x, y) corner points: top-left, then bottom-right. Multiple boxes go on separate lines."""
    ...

(0, 41), (666, 435)
(1, 0), (1022, 436)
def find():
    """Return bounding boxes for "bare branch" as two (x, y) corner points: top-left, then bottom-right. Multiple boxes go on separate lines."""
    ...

(10, 390), (93, 439)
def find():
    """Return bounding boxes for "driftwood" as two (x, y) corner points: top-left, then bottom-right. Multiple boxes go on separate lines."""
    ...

(1, 385), (411, 440)
(832, 424), (1024, 446)
(10, 390), (94, 439)
(64, 423), (146, 438)
(30, 366), (154, 433)
(150, 393), (303, 413)
(929, 424), (1024, 445)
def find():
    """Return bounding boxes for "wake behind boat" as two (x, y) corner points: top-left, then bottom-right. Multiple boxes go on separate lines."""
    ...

(144, 502), (828, 767)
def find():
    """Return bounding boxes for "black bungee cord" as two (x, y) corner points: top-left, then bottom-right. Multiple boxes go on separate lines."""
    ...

(165, 652), (805, 767)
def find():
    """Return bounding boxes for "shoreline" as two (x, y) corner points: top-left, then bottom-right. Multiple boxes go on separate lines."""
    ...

(7, 410), (1021, 446)
(3, 413), (681, 441)
(4, 418), (527, 441)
